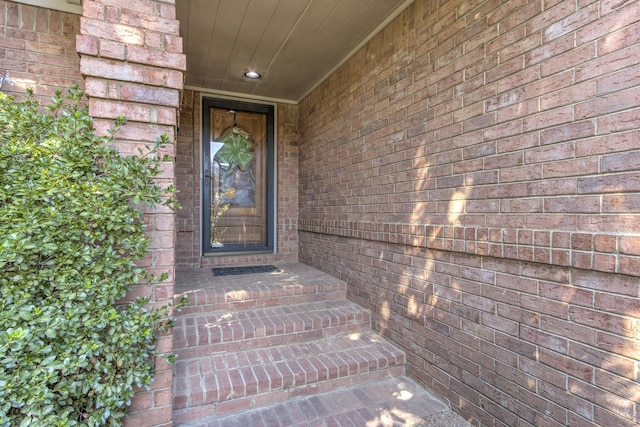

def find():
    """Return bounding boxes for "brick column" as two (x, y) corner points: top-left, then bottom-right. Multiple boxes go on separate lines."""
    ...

(76, 1), (185, 426)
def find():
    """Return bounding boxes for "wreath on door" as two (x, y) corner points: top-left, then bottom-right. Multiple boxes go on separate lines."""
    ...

(215, 125), (255, 171)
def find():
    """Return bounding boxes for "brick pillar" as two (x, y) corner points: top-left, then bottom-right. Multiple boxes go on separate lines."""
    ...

(76, 1), (185, 426)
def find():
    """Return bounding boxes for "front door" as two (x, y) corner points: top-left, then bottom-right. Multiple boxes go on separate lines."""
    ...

(202, 98), (275, 254)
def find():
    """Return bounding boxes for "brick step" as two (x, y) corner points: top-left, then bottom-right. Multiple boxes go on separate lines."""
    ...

(176, 376), (454, 427)
(174, 264), (347, 316)
(172, 331), (406, 426)
(174, 300), (371, 360)
(175, 273), (347, 316)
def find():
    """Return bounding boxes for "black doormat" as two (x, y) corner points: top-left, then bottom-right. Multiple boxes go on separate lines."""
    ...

(212, 265), (281, 276)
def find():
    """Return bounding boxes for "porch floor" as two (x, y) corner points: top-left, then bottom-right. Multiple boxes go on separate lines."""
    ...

(175, 262), (348, 296)
(174, 263), (472, 426)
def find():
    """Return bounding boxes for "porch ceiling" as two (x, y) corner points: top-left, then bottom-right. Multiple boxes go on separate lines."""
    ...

(176, 0), (413, 103)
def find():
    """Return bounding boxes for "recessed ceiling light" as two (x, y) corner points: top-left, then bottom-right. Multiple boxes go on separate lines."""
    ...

(244, 71), (262, 79)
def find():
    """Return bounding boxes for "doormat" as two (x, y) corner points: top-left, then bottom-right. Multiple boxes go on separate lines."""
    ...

(212, 265), (281, 276)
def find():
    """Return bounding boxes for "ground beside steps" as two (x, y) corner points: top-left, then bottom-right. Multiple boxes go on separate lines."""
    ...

(173, 263), (460, 426)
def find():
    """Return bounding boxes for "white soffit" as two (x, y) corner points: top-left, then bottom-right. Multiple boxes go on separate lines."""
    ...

(178, 0), (414, 103)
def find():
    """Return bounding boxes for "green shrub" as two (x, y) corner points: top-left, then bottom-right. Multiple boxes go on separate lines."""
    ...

(0, 87), (180, 426)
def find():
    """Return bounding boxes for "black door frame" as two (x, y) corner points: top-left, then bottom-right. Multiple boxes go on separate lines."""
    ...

(202, 97), (275, 254)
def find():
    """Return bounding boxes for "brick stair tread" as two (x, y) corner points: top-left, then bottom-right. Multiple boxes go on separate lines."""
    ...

(174, 299), (371, 359)
(175, 263), (347, 315)
(175, 375), (451, 427)
(172, 330), (406, 422)
(175, 275), (347, 315)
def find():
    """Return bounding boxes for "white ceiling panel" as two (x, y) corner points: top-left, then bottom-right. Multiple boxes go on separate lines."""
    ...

(177, 0), (413, 102)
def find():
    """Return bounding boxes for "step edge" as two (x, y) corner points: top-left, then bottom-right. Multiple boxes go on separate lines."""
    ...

(174, 320), (373, 358)
(172, 366), (406, 425)
(173, 300), (373, 352)
(174, 298), (361, 321)
(173, 337), (405, 405)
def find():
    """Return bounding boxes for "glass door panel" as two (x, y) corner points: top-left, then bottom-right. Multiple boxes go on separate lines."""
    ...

(202, 99), (274, 253)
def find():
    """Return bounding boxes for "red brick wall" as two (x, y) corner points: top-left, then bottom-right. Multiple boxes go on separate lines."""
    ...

(77, 0), (184, 426)
(175, 89), (199, 266)
(175, 91), (299, 267)
(0, 1), (83, 100)
(299, 0), (640, 426)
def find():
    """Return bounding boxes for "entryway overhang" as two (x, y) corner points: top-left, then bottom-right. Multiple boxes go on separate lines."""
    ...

(177, 0), (414, 103)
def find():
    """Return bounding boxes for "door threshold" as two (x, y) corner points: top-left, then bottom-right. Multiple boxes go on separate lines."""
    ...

(203, 250), (275, 257)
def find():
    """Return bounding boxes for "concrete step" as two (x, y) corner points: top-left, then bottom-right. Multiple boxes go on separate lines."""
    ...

(174, 263), (347, 316)
(175, 376), (454, 427)
(173, 299), (371, 360)
(172, 331), (406, 426)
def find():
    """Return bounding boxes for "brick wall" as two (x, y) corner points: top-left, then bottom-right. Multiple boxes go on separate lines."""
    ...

(175, 89), (200, 266)
(299, 0), (640, 426)
(276, 102), (301, 263)
(175, 91), (299, 267)
(76, 0), (185, 425)
(0, 1), (83, 100)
